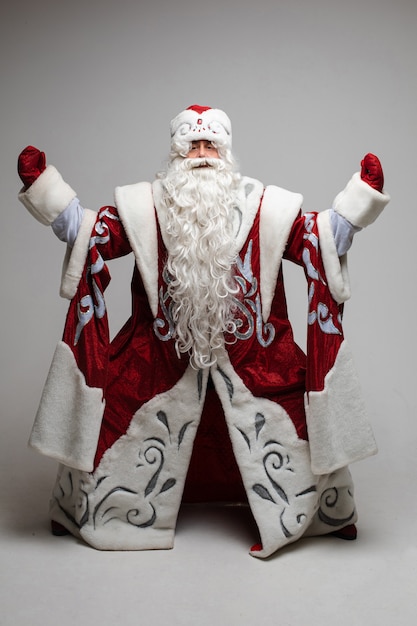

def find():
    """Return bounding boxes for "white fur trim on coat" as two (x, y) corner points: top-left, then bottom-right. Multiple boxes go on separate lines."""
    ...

(50, 364), (209, 550)
(60, 209), (98, 299)
(228, 177), (264, 253)
(29, 341), (106, 472)
(115, 182), (159, 318)
(332, 172), (390, 228)
(18, 165), (77, 226)
(317, 210), (351, 304)
(305, 339), (378, 475)
(259, 185), (303, 322)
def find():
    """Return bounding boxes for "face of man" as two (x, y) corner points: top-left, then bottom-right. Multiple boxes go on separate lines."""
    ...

(186, 140), (219, 161)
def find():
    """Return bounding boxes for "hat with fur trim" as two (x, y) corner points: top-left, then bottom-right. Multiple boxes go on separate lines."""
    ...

(170, 104), (232, 152)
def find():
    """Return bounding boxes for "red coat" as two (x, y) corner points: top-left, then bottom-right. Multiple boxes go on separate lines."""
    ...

(20, 169), (388, 556)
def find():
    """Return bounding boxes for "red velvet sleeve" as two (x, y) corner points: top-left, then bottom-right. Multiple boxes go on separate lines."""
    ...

(282, 210), (345, 393)
(91, 205), (132, 260)
(282, 210), (315, 266)
(61, 205), (132, 388)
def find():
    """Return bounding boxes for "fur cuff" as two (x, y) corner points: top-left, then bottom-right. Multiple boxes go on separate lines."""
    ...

(332, 172), (390, 228)
(18, 165), (77, 226)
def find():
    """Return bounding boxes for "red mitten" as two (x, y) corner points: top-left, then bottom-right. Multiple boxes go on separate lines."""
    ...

(360, 153), (384, 192)
(18, 145), (46, 189)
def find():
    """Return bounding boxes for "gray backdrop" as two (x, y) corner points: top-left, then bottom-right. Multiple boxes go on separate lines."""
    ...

(1, 0), (416, 622)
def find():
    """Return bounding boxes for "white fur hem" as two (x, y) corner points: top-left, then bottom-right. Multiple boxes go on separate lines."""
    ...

(332, 172), (390, 228)
(80, 526), (175, 551)
(49, 365), (207, 550)
(305, 340), (378, 475)
(18, 165), (77, 226)
(317, 210), (351, 304)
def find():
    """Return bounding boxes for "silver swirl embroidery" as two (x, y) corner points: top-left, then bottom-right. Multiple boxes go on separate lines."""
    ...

(74, 279), (106, 344)
(304, 213), (341, 336)
(53, 407), (194, 533)
(153, 239), (276, 347)
(153, 267), (175, 341)
(73, 209), (116, 344)
(233, 240), (276, 347)
(307, 283), (341, 335)
(236, 413), (317, 540)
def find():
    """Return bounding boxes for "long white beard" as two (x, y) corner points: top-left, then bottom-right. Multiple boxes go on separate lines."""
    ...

(159, 157), (241, 369)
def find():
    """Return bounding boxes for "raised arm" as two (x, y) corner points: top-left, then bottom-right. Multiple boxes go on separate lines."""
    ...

(17, 145), (81, 235)
(331, 152), (389, 233)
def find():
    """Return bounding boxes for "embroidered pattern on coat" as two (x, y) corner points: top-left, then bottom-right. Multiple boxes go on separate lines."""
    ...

(153, 239), (276, 347)
(74, 207), (118, 344)
(52, 408), (196, 533)
(303, 212), (342, 336)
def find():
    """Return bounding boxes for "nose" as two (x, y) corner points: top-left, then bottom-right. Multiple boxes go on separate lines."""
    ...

(197, 141), (207, 157)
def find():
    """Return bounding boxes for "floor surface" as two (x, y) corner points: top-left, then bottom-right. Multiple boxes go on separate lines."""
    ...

(1, 443), (416, 626)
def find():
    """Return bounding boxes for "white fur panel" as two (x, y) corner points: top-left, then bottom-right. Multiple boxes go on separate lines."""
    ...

(305, 339), (378, 475)
(210, 350), (318, 558)
(317, 210), (351, 304)
(18, 165), (77, 225)
(152, 179), (169, 249)
(259, 185), (303, 322)
(233, 177), (264, 252)
(29, 341), (105, 472)
(72, 365), (208, 550)
(115, 182), (159, 318)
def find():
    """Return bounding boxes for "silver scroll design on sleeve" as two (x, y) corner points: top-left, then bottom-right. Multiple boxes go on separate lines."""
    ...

(74, 207), (118, 344)
(303, 213), (342, 336)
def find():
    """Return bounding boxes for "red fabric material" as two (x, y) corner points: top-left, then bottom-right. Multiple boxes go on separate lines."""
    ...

(195, 205), (344, 471)
(187, 104), (212, 114)
(183, 382), (247, 503)
(60, 206), (189, 469)
(284, 212), (344, 393)
(17, 145), (46, 188)
(360, 153), (384, 192)
(94, 264), (189, 467)
(59, 196), (347, 503)
(225, 209), (308, 441)
(62, 206), (124, 389)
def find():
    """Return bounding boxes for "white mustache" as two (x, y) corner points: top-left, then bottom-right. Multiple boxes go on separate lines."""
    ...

(184, 158), (223, 170)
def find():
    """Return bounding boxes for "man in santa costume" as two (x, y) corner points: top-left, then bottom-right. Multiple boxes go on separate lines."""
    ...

(17, 105), (390, 558)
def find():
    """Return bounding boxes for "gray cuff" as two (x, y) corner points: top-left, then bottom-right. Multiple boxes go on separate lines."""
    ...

(330, 209), (361, 256)
(51, 197), (84, 247)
